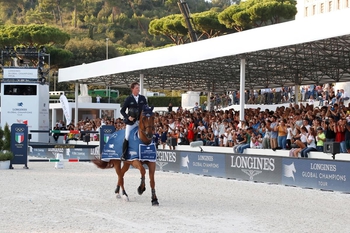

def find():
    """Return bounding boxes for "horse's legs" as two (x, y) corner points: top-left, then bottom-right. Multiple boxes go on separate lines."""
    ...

(112, 160), (123, 198)
(147, 162), (159, 206)
(130, 160), (147, 195)
(120, 161), (131, 201)
(113, 160), (131, 201)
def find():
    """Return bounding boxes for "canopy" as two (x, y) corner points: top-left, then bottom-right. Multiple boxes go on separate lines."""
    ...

(58, 9), (350, 92)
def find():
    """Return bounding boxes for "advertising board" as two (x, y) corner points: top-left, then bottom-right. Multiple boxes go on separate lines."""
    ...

(180, 152), (226, 177)
(225, 154), (282, 183)
(282, 158), (350, 192)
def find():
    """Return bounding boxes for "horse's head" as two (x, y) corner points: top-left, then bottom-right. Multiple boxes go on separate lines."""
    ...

(139, 105), (155, 144)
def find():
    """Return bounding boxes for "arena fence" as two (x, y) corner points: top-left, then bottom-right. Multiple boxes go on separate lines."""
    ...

(10, 123), (350, 193)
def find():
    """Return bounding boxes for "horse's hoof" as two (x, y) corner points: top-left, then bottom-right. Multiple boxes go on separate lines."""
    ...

(151, 198), (159, 206)
(137, 186), (146, 195)
(122, 194), (129, 202)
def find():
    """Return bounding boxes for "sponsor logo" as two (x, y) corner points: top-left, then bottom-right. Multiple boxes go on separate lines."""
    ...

(241, 169), (262, 180)
(156, 151), (177, 170)
(283, 162), (296, 181)
(15, 127), (25, 132)
(108, 144), (114, 149)
(230, 155), (275, 171)
(181, 155), (189, 169)
(157, 151), (176, 162)
(231, 155), (275, 180)
(17, 102), (23, 107)
(15, 132), (24, 143)
(156, 161), (168, 170)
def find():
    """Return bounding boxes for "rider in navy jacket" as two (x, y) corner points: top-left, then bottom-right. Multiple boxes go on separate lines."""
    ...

(120, 82), (147, 160)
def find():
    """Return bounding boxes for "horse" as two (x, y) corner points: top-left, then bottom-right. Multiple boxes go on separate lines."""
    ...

(92, 105), (159, 206)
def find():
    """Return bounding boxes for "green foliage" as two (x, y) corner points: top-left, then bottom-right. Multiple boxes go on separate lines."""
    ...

(191, 10), (233, 39)
(64, 38), (119, 65)
(3, 123), (11, 152)
(0, 151), (14, 161)
(149, 14), (189, 44)
(0, 126), (4, 151)
(0, 24), (70, 47)
(218, 0), (297, 31)
(47, 46), (74, 68)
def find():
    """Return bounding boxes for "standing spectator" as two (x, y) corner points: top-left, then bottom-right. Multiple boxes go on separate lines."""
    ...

(276, 119), (287, 149)
(316, 127), (326, 152)
(187, 118), (195, 143)
(96, 95), (101, 103)
(160, 125), (168, 149)
(201, 101), (207, 111)
(194, 102), (199, 111)
(268, 116), (278, 150)
(334, 119), (346, 153)
(345, 121), (350, 153)
(168, 103), (173, 113)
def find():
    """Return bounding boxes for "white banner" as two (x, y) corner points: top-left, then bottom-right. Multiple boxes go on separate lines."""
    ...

(59, 95), (71, 124)
(3, 68), (38, 79)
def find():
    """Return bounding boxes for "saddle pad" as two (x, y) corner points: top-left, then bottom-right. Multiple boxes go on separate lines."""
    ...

(139, 143), (157, 162)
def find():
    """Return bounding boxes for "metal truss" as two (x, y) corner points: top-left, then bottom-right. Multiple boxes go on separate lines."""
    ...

(72, 34), (350, 92)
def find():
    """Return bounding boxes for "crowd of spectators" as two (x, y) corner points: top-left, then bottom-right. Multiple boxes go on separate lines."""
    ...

(210, 83), (350, 110)
(153, 100), (350, 158)
(54, 83), (350, 158)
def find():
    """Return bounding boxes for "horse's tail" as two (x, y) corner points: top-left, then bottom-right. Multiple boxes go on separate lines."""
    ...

(92, 157), (114, 169)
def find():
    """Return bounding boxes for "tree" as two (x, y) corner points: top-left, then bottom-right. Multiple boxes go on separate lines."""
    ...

(211, 0), (240, 10)
(0, 24), (70, 47)
(64, 38), (119, 65)
(218, 0), (297, 31)
(191, 10), (232, 39)
(149, 14), (189, 45)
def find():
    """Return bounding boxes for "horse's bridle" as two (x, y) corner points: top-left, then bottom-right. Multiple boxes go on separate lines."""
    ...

(140, 115), (155, 142)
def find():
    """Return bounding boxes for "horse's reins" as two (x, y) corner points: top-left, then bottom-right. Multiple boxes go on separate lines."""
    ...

(139, 114), (155, 143)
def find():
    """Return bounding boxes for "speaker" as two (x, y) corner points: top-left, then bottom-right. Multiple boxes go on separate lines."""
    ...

(323, 142), (340, 154)
(83, 134), (90, 143)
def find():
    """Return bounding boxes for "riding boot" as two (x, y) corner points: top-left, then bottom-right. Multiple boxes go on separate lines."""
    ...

(121, 139), (128, 161)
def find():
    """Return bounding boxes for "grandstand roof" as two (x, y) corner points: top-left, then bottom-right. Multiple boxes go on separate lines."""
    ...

(58, 8), (350, 92)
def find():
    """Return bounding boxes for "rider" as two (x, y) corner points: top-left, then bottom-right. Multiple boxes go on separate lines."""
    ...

(120, 82), (148, 161)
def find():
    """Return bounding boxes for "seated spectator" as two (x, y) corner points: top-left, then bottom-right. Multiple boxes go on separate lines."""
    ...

(292, 127), (308, 157)
(300, 128), (318, 157)
(66, 125), (80, 143)
(233, 129), (246, 153)
(238, 127), (253, 153)
(251, 133), (263, 149)
(52, 123), (60, 143)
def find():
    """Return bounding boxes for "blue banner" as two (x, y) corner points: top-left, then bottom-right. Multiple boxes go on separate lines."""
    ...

(11, 123), (28, 167)
(180, 152), (226, 177)
(99, 125), (115, 154)
(282, 158), (350, 192)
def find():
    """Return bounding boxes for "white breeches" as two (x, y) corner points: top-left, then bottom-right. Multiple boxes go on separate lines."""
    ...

(125, 121), (139, 140)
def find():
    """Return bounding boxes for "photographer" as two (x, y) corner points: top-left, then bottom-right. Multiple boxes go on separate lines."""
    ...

(323, 116), (336, 142)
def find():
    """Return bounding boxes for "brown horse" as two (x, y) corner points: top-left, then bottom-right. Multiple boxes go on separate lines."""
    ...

(92, 106), (159, 206)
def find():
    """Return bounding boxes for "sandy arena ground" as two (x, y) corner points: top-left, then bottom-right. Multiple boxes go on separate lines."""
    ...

(1, 161), (350, 233)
